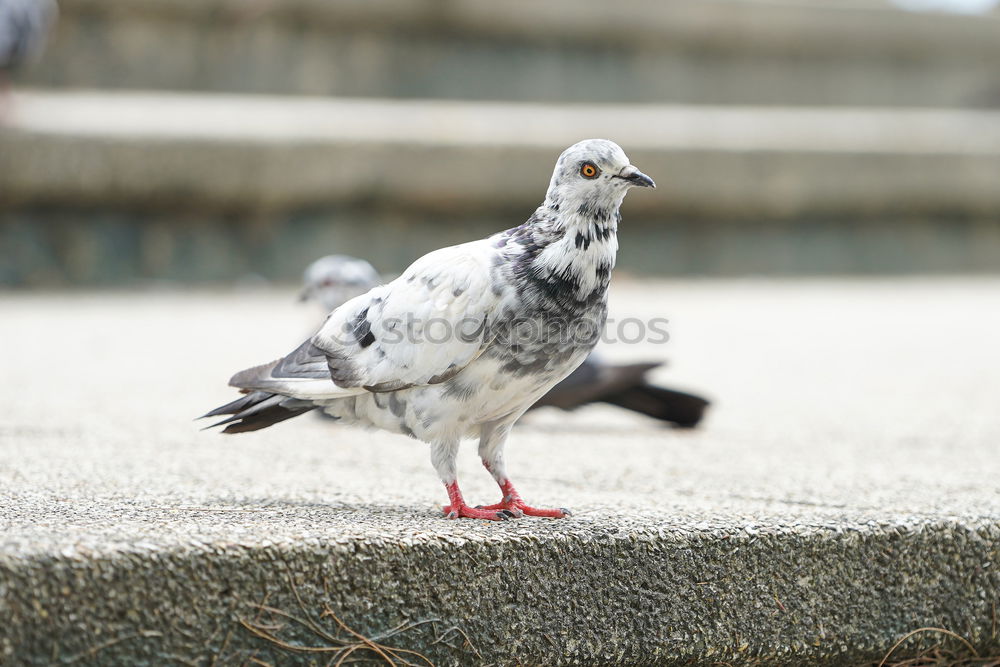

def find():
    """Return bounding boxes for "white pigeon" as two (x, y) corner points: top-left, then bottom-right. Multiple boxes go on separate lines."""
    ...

(301, 253), (711, 428)
(202, 139), (655, 520)
(298, 254), (382, 310)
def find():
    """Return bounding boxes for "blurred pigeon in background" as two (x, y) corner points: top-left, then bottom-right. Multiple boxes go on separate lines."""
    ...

(298, 254), (382, 310)
(529, 357), (709, 428)
(203, 139), (656, 520)
(0, 0), (56, 119)
(0, 0), (57, 78)
(301, 255), (710, 428)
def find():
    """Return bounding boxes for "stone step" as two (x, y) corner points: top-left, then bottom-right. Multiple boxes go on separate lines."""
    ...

(7, 89), (1000, 215)
(2, 280), (1000, 664)
(19, 0), (1000, 107)
(4, 90), (1000, 284)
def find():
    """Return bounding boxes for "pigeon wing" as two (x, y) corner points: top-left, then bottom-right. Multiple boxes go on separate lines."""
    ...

(229, 241), (498, 399)
(313, 242), (498, 392)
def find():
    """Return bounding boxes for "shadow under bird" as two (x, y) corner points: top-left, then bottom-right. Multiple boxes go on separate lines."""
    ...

(201, 139), (655, 520)
(300, 255), (710, 428)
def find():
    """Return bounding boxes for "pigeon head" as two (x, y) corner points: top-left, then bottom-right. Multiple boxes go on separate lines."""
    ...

(299, 254), (381, 312)
(544, 139), (655, 216)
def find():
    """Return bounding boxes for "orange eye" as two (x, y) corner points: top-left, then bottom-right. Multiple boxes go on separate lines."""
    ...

(580, 162), (600, 179)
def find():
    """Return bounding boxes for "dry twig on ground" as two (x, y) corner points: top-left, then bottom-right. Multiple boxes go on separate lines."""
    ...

(877, 626), (1000, 667)
(238, 575), (480, 666)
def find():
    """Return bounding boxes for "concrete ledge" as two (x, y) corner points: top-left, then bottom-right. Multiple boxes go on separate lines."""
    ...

(4, 516), (998, 664)
(2, 281), (1000, 663)
(5, 90), (1000, 218)
(21, 0), (1000, 105)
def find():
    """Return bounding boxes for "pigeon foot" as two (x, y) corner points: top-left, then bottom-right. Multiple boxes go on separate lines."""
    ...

(442, 503), (513, 521)
(476, 480), (571, 519)
(441, 481), (513, 520)
(477, 498), (570, 518)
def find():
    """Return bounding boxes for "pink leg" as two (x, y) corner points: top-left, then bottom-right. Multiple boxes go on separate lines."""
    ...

(475, 422), (570, 519)
(477, 479), (571, 519)
(442, 481), (514, 521)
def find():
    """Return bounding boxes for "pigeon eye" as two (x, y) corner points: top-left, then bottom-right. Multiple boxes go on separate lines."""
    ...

(580, 162), (600, 179)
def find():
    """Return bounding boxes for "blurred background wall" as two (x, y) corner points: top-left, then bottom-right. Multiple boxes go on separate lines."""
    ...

(2, 0), (1000, 285)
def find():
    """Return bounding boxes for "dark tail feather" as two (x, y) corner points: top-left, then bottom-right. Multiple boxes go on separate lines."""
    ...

(531, 361), (662, 411)
(602, 384), (710, 428)
(200, 391), (269, 419)
(198, 390), (316, 434)
(530, 358), (710, 428)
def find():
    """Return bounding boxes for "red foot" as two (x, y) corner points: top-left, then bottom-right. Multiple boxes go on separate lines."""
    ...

(441, 481), (515, 521)
(477, 498), (570, 518)
(476, 481), (571, 519)
(441, 503), (514, 521)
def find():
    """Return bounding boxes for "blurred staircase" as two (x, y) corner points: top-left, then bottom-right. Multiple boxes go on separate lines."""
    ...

(24, 0), (1000, 106)
(3, 0), (1000, 284)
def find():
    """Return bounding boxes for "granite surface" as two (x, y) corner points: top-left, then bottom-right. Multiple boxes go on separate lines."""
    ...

(2, 279), (999, 664)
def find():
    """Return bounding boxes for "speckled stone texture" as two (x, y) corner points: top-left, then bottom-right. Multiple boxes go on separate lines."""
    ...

(2, 279), (1000, 665)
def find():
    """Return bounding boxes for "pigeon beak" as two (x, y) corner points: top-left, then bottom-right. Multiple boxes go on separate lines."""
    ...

(617, 165), (656, 188)
(297, 287), (312, 302)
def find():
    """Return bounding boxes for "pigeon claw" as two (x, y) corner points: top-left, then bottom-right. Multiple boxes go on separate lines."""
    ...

(476, 504), (524, 518)
(476, 500), (570, 519)
(442, 504), (510, 521)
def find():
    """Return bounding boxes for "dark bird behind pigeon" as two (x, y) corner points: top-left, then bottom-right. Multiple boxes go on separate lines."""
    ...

(528, 358), (709, 428)
(202, 139), (655, 520)
(300, 256), (710, 428)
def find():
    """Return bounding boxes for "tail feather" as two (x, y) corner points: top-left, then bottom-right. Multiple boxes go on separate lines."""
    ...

(198, 390), (316, 434)
(530, 358), (711, 428)
(200, 390), (268, 419)
(603, 384), (710, 428)
(532, 361), (662, 410)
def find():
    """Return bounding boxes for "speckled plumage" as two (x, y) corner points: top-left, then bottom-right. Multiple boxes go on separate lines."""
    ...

(300, 257), (711, 429)
(203, 139), (654, 519)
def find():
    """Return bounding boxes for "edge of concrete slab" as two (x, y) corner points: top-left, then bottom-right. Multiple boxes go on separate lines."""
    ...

(3, 514), (999, 665)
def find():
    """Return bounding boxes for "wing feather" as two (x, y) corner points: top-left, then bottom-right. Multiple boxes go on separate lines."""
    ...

(312, 241), (498, 391)
(228, 240), (500, 401)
